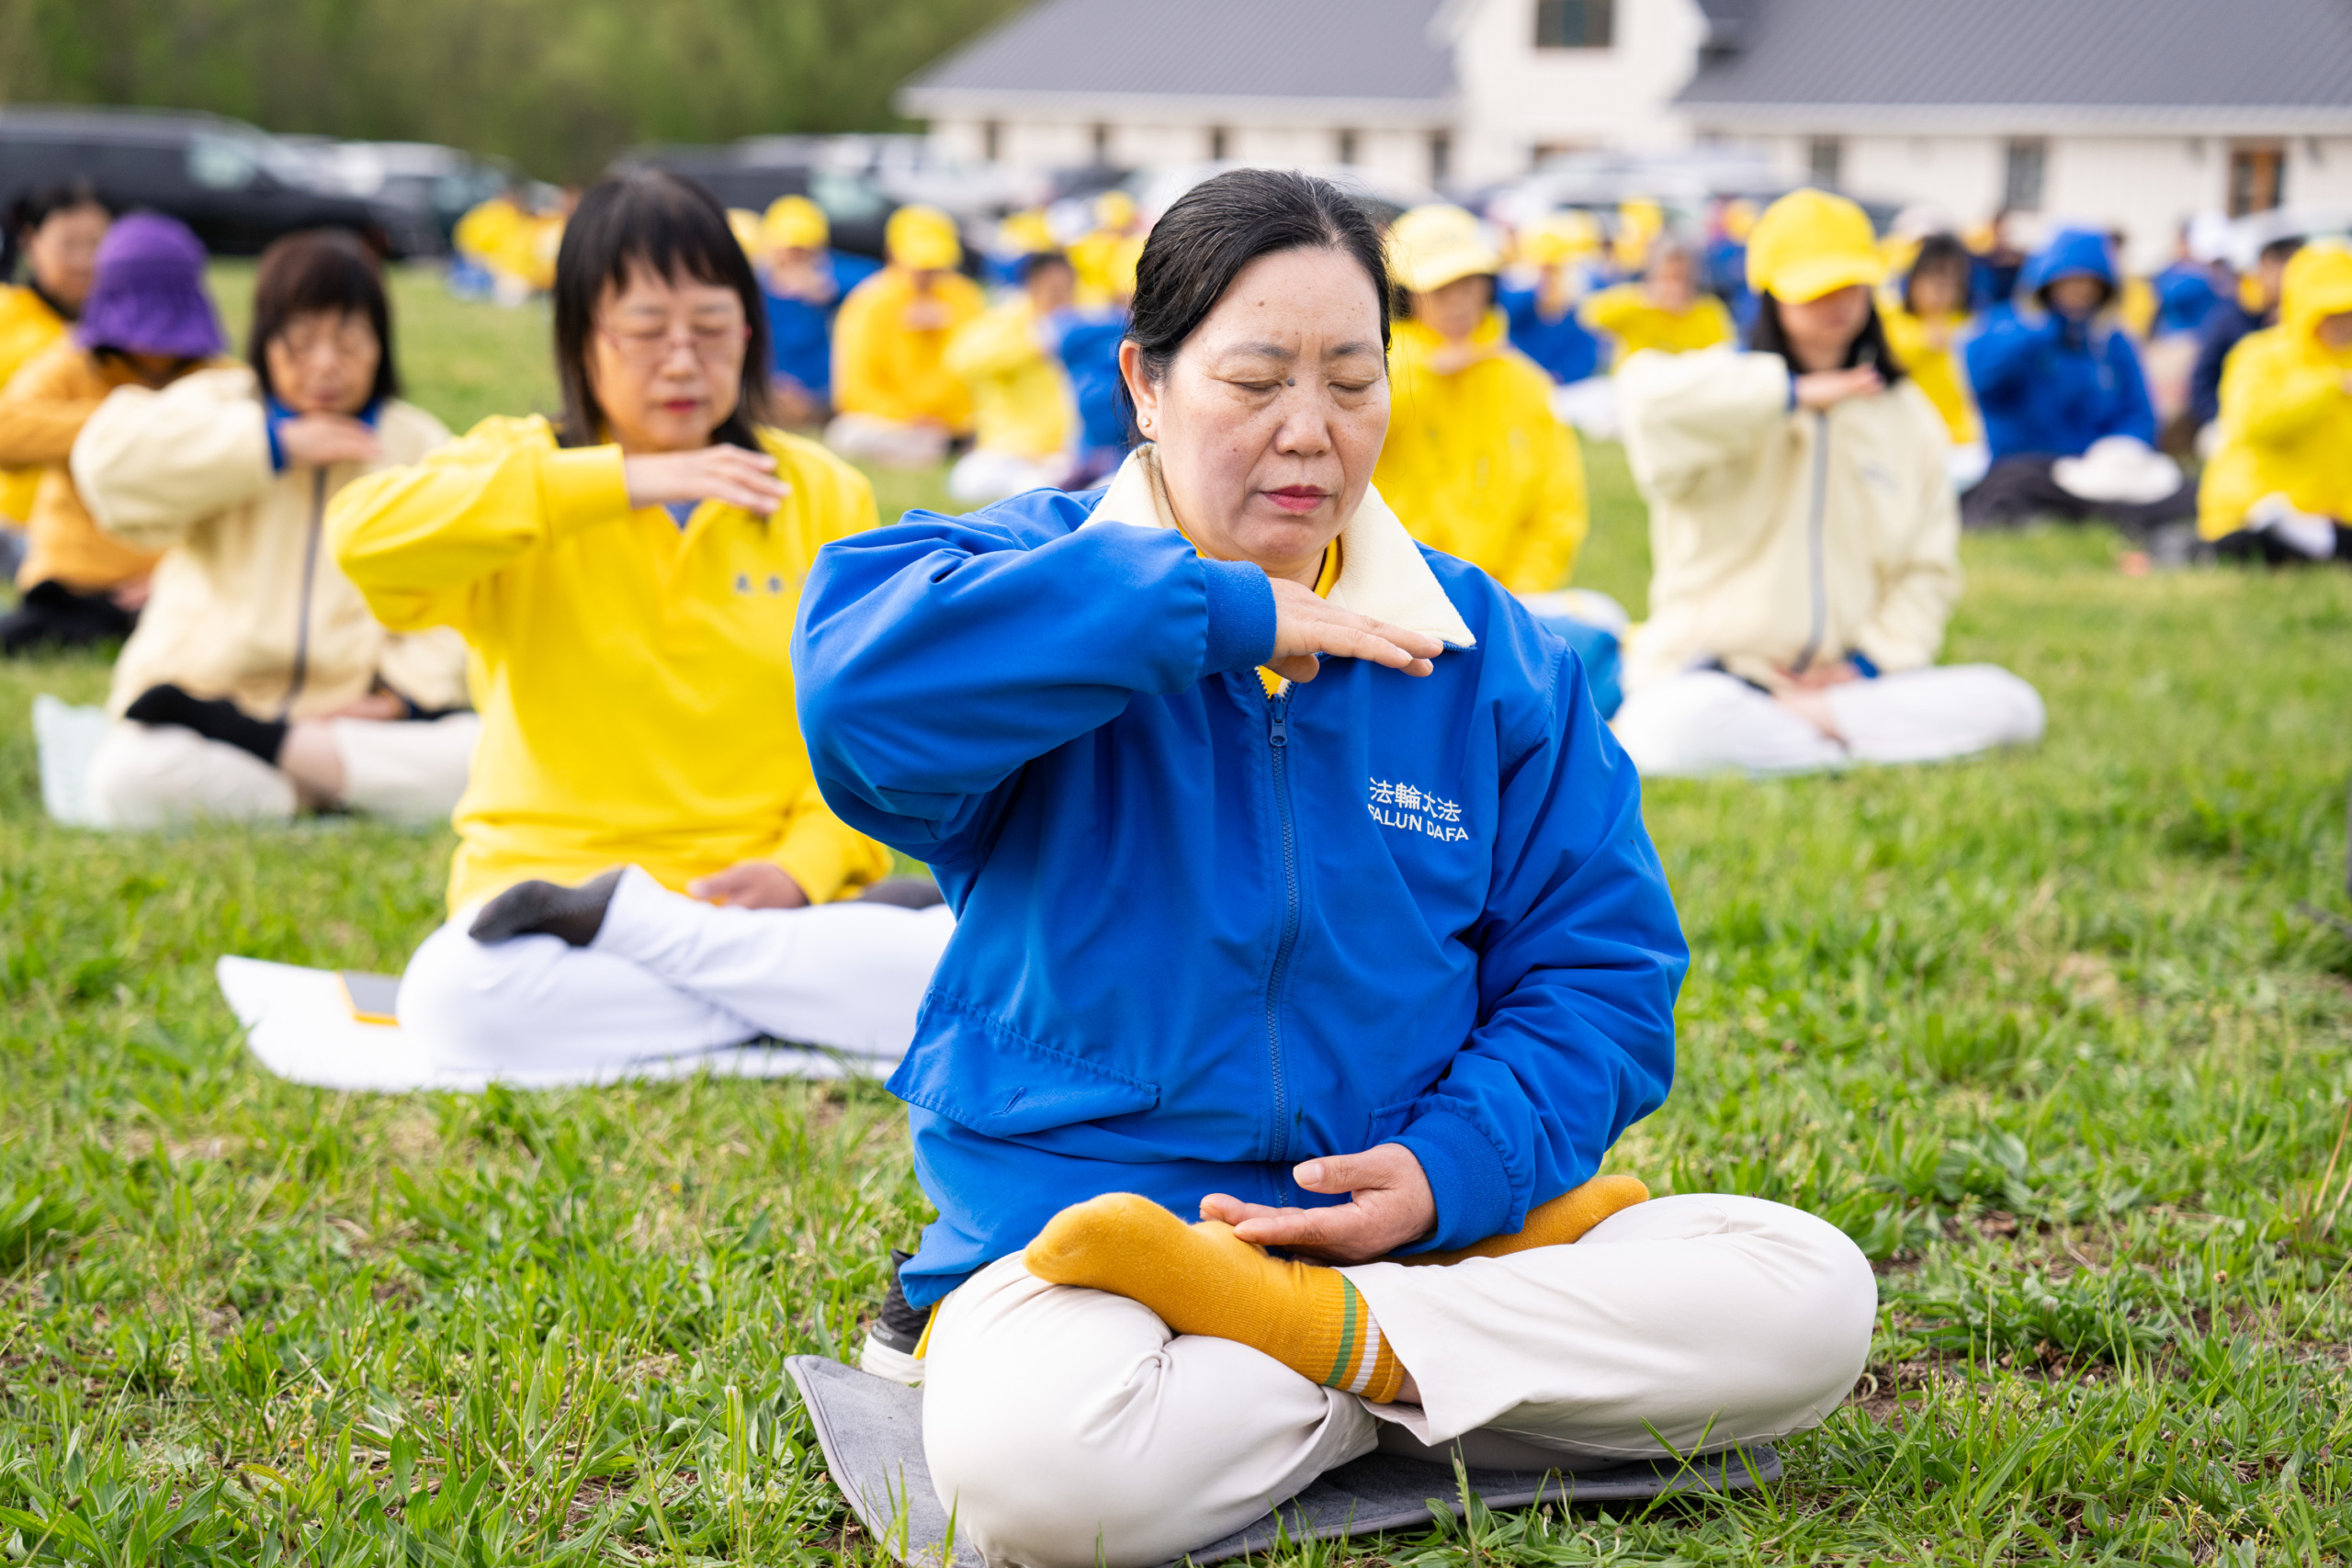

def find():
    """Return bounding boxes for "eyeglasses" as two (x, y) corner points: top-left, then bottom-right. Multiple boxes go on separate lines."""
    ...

(599, 319), (749, 367)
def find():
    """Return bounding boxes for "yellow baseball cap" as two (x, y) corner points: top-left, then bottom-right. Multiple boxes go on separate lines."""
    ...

(762, 194), (829, 253)
(1094, 188), (1138, 231)
(1746, 187), (1886, 302)
(1520, 209), (1602, 267)
(1387, 204), (1501, 294)
(727, 209), (763, 256)
(886, 204), (962, 271)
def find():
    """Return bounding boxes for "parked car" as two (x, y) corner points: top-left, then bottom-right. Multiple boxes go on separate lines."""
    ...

(286, 140), (515, 252)
(1477, 151), (1900, 240)
(610, 142), (899, 259)
(1124, 162), (1441, 230)
(0, 107), (435, 258)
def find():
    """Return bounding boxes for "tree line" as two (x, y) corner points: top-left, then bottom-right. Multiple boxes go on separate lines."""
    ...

(0, 0), (1024, 182)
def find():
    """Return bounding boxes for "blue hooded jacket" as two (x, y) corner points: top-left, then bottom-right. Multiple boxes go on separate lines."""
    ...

(796, 453), (1686, 1307)
(1500, 287), (1602, 385)
(763, 251), (880, 397)
(1963, 229), (2156, 462)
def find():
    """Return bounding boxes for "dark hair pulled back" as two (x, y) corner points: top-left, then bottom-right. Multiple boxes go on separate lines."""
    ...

(1902, 232), (1972, 314)
(1122, 169), (1390, 434)
(1746, 291), (1906, 385)
(250, 230), (400, 406)
(4, 179), (111, 301)
(552, 170), (772, 450)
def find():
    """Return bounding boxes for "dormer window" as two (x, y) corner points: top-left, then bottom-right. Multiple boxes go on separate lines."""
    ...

(1535, 0), (1614, 49)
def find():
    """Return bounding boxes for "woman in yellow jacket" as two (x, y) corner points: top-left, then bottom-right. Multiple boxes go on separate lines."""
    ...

(825, 205), (985, 468)
(1611, 189), (2044, 778)
(73, 231), (474, 828)
(0, 212), (231, 655)
(2, 184), (111, 556)
(2196, 240), (2352, 563)
(943, 249), (1079, 503)
(1375, 207), (1623, 708)
(1880, 231), (1984, 482)
(1580, 237), (1735, 367)
(329, 171), (951, 1083)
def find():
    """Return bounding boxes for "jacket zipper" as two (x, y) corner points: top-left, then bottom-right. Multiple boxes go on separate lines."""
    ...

(1264, 684), (1301, 1199)
(1791, 412), (1831, 675)
(281, 468), (327, 718)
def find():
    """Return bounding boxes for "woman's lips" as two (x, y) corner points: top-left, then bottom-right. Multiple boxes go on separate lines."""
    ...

(1265, 486), (1329, 514)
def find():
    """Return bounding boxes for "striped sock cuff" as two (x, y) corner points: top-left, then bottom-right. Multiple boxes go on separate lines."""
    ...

(1321, 1278), (1404, 1403)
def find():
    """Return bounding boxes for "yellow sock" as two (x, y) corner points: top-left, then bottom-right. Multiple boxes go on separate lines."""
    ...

(1396, 1174), (1649, 1267)
(1024, 1193), (1406, 1403)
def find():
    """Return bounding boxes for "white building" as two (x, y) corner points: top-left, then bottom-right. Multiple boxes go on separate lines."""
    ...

(902, 0), (2352, 265)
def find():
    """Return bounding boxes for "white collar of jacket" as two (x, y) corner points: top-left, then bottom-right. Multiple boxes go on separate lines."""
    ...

(1087, 445), (1476, 649)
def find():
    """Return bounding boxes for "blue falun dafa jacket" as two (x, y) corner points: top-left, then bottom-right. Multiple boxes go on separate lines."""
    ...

(795, 449), (1688, 1307)
(1965, 227), (2159, 464)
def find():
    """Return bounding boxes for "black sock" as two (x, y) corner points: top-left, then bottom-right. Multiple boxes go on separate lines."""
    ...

(124, 683), (288, 764)
(469, 868), (626, 947)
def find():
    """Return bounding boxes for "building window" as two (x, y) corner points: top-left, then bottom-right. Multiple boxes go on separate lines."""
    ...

(1336, 128), (1359, 165)
(2003, 138), (2047, 211)
(982, 120), (1002, 162)
(1429, 130), (1453, 186)
(1091, 123), (1112, 163)
(2229, 144), (2286, 215)
(1208, 125), (1230, 161)
(1534, 0), (1613, 48)
(1807, 137), (1842, 189)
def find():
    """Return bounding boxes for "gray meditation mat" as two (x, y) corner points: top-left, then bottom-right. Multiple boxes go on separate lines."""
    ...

(786, 1355), (1780, 1567)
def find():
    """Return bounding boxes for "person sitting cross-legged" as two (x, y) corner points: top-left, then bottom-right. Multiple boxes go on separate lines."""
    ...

(2195, 240), (2352, 564)
(1611, 189), (2046, 779)
(795, 169), (1877, 1568)
(330, 171), (952, 1083)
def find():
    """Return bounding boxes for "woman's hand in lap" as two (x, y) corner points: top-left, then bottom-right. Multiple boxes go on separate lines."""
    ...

(1200, 1144), (1437, 1262)
(685, 861), (808, 909)
(623, 446), (790, 517)
(1266, 580), (1444, 684)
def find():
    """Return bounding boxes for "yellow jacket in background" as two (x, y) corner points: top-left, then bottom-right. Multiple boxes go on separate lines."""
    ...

(73, 367), (469, 719)
(831, 266), (985, 430)
(1616, 346), (1962, 694)
(0, 339), (232, 590)
(2117, 275), (2158, 340)
(1882, 305), (1980, 445)
(327, 415), (891, 912)
(943, 298), (1075, 460)
(2198, 241), (2352, 538)
(0, 284), (70, 524)
(1374, 311), (1589, 593)
(1580, 284), (1735, 366)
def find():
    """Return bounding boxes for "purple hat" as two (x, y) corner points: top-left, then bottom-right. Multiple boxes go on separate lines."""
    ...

(76, 212), (227, 358)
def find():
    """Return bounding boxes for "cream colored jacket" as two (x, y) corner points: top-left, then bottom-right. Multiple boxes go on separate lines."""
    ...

(72, 367), (469, 719)
(1616, 347), (1962, 694)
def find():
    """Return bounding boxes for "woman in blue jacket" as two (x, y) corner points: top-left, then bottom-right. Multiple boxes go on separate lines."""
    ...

(1960, 227), (2196, 535)
(797, 169), (1875, 1568)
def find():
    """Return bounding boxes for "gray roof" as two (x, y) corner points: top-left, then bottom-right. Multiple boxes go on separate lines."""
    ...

(1679, 0), (2352, 112)
(904, 0), (1455, 106)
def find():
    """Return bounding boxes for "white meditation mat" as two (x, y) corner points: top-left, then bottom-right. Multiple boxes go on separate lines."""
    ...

(215, 955), (895, 1092)
(32, 695), (109, 827)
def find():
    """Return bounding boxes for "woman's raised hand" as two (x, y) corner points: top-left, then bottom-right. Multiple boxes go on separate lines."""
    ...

(623, 446), (790, 517)
(1199, 1143), (1438, 1262)
(277, 413), (384, 468)
(1792, 367), (1884, 412)
(1265, 577), (1442, 684)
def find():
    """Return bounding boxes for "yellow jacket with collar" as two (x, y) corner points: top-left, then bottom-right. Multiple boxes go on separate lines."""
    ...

(1374, 311), (1589, 593)
(1882, 305), (1980, 445)
(327, 414), (891, 912)
(943, 297), (1074, 459)
(0, 284), (70, 525)
(831, 266), (986, 429)
(1616, 346), (1962, 694)
(73, 367), (468, 720)
(2197, 242), (2352, 538)
(1580, 285), (1735, 367)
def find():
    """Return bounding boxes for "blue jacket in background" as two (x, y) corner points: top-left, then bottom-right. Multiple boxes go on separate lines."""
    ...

(1500, 287), (1601, 385)
(1964, 229), (2155, 461)
(2152, 261), (2221, 337)
(763, 251), (880, 397)
(1057, 311), (1133, 454)
(795, 472), (1686, 1306)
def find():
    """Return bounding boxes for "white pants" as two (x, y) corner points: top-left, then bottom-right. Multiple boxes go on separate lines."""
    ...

(85, 714), (481, 828)
(947, 447), (1077, 505)
(1612, 665), (2045, 778)
(923, 1194), (1875, 1568)
(398, 864), (956, 1080)
(825, 412), (952, 468)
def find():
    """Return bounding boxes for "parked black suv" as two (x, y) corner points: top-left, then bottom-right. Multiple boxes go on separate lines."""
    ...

(611, 143), (899, 260)
(0, 107), (434, 259)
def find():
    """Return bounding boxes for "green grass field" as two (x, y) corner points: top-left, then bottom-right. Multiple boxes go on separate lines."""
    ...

(3, 265), (2349, 1565)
